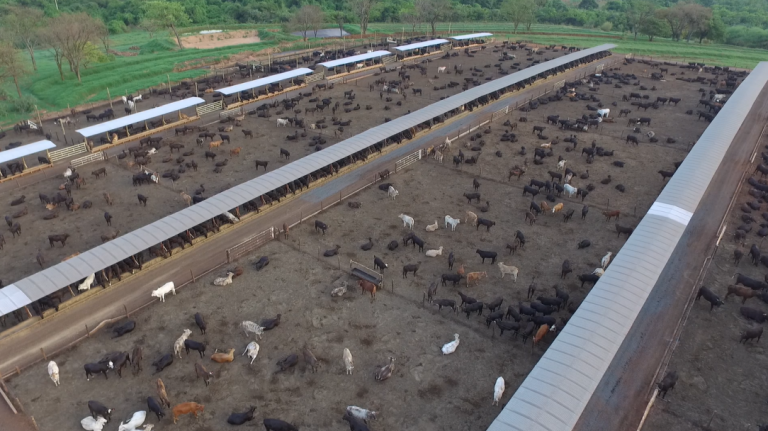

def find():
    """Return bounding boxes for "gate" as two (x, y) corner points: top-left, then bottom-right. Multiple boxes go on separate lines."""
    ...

(305, 72), (325, 83)
(70, 152), (105, 168)
(395, 149), (422, 172)
(49, 142), (88, 162)
(195, 100), (223, 116)
(226, 227), (274, 263)
(219, 106), (242, 120)
(492, 105), (509, 121)
(382, 55), (397, 65)
(596, 64), (604, 73)
(554, 79), (566, 90)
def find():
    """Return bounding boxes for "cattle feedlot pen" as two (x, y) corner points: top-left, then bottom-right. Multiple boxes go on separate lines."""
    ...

(488, 62), (768, 431)
(0, 44), (616, 318)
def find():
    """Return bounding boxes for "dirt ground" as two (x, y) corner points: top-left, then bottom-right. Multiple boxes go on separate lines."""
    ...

(181, 30), (261, 50)
(0, 58), (710, 334)
(4, 58), (717, 430)
(644, 162), (768, 428)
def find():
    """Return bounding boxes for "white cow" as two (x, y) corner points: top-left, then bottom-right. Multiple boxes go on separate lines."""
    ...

(343, 348), (354, 375)
(241, 321), (264, 339)
(47, 361), (60, 386)
(242, 341), (260, 364)
(597, 108), (610, 118)
(425, 246), (443, 257)
(398, 213), (414, 229)
(437, 66), (447, 73)
(117, 411), (147, 431)
(174, 329), (192, 358)
(557, 159), (567, 171)
(493, 377), (505, 406)
(81, 416), (108, 431)
(497, 262), (519, 282)
(388, 186), (399, 200)
(601, 251), (612, 269)
(151, 282), (176, 302)
(78, 273), (96, 291)
(592, 267), (605, 277)
(563, 184), (578, 197)
(276, 118), (289, 127)
(444, 215), (460, 231)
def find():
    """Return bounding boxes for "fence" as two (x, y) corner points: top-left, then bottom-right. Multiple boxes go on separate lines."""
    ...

(395, 149), (423, 172)
(70, 152), (105, 168)
(48, 143), (89, 162)
(196, 100), (223, 117)
(305, 72), (325, 84)
(219, 107), (243, 120)
(226, 227), (275, 263)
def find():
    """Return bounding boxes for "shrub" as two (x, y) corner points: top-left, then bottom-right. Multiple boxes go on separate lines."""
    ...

(108, 20), (127, 34)
(600, 21), (613, 32)
(11, 96), (35, 114)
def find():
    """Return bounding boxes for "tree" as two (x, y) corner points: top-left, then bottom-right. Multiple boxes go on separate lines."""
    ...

(501, 0), (537, 33)
(641, 16), (665, 41)
(626, 0), (656, 40)
(144, 1), (191, 50)
(399, 8), (422, 34)
(329, 11), (349, 38)
(55, 13), (100, 82)
(290, 5), (323, 41)
(415, 0), (453, 36)
(681, 3), (712, 42)
(0, 42), (29, 98)
(38, 20), (67, 81)
(702, 14), (726, 43)
(95, 20), (111, 54)
(139, 19), (160, 39)
(657, 5), (687, 41)
(2, 6), (44, 71)
(348, 0), (378, 36)
(578, 0), (598, 10)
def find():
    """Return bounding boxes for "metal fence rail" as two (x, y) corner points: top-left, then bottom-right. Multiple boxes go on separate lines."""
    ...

(70, 152), (106, 168)
(305, 72), (325, 83)
(395, 149), (423, 172)
(48, 143), (89, 162)
(219, 106), (243, 120)
(196, 101), (223, 117)
(226, 227), (275, 263)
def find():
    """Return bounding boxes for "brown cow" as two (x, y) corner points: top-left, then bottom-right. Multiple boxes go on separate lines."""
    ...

(172, 402), (204, 424)
(466, 271), (487, 287)
(602, 210), (620, 221)
(209, 140), (223, 150)
(156, 378), (171, 408)
(358, 279), (377, 301)
(725, 285), (758, 304)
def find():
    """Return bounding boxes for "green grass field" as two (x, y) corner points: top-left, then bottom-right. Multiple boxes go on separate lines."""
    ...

(2, 22), (767, 126)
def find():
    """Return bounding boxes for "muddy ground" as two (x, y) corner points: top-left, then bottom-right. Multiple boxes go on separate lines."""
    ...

(644, 151), (768, 428)
(5, 58), (714, 429)
(0, 58), (711, 338)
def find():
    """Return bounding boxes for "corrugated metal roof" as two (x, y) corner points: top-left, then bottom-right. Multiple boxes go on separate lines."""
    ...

(394, 39), (450, 51)
(76, 98), (205, 138)
(450, 32), (493, 40)
(319, 50), (392, 68)
(0, 44), (615, 314)
(217, 68), (313, 95)
(488, 61), (768, 431)
(0, 140), (55, 164)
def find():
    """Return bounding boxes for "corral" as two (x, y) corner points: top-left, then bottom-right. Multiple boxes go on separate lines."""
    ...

(0, 43), (610, 324)
(1, 54), (729, 430)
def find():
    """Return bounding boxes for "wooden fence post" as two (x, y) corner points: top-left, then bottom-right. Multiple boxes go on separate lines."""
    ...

(124, 304), (129, 317)
(40, 348), (46, 360)
(85, 324), (89, 337)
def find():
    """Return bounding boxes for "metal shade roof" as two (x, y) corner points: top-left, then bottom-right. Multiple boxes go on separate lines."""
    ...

(488, 62), (768, 431)
(394, 39), (449, 51)
(217, 68), (313, 95)
(0, 44), (614, 315)
(450, 32), (493, 40)
(319, 50), (392, 68)
(76, 98), (205, 138)
(0, 140), (55, 164)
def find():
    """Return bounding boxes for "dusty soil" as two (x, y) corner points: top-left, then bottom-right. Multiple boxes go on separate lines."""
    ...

(0, 57), (709, 336)
(644, 157), (768, 428)
(181, 30), (261, 50)
(3, 58), (717, 431)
